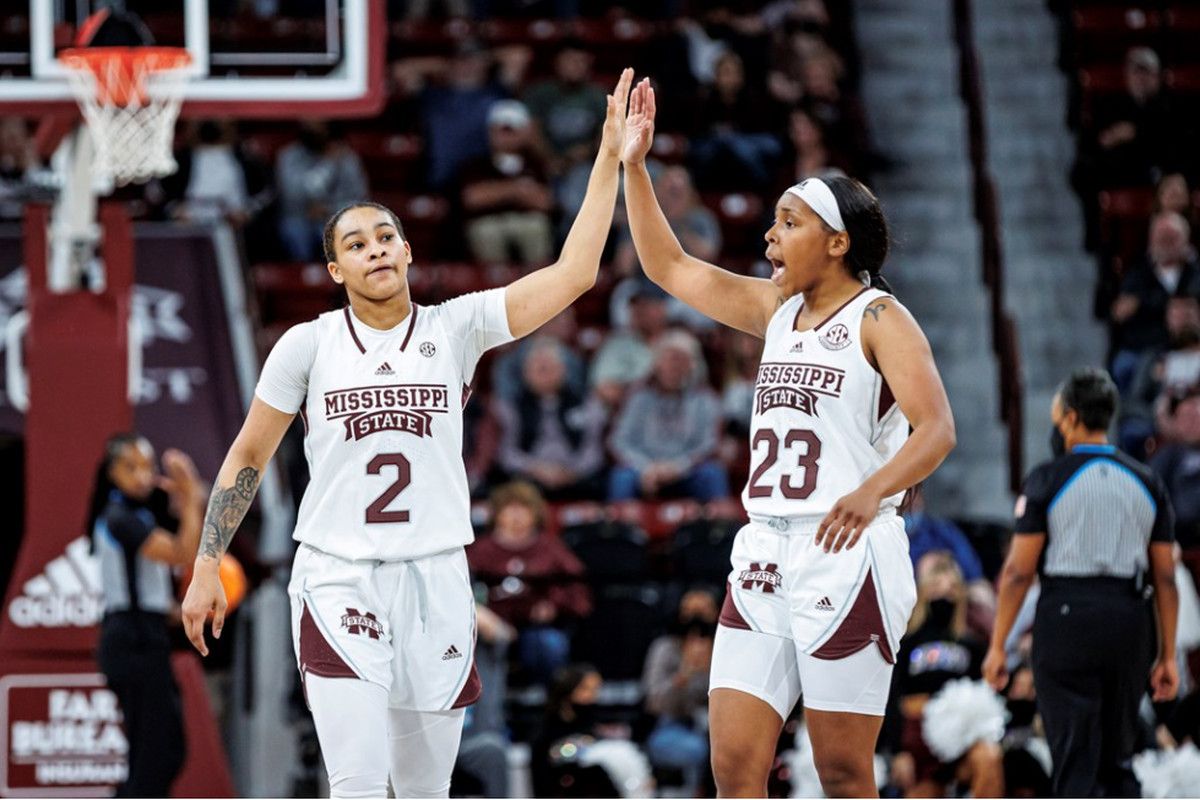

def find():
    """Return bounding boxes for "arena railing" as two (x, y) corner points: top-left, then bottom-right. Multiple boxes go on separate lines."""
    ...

(953, 0), (1026, 493)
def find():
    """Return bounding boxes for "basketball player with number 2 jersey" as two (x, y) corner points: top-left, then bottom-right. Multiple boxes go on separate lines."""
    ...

(620, 76), (955, 798)
(182, 69), (637, 799)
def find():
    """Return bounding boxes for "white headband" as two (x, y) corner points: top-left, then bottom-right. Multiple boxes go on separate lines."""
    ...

(785, 178), (845, 232)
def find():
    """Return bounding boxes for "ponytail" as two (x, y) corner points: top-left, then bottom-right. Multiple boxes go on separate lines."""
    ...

(824, 175), (893, 295)
(85, 432), (146, 540)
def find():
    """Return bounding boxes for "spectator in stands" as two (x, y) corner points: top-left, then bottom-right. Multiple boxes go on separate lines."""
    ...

(523, 40), (607, 174)
(158, 119), (273, 228)
(998, 664), (1053, 797)
(460, 99), (555, 267)
(1120, 296), (1200, 458)
(491, 307), (587, 402)
(690, 51), (784, 191)
(0, 118), (45, 219)
(1084, 47), (1182, 189)
(613, 166), (722, 278)
(531, 664), (611, 797)
(419, 39), (508, 189)
(467, 482), (592, 683)
(904, 495), (997, 636)
(1157, 173), (1199, 235)
(1151, 395), (1200, 549)
(766, 16), (832, 106)
(1110, 211), (1200, 392)
(493, 337), (607, 499)
(642, 588), (719, 796)
(777, 106), (850, 192)
(886, 552), (1004, 798)
(464, 391), (501, 497)
(275, 120), (368, 260)
(797, 46), (869, 162)
(719, 326), (761, 437)
(608, 330), (729, 501)
(590, 281), (670, 408)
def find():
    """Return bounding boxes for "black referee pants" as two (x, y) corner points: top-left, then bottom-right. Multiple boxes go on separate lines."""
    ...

(1032, 578), (1155, 798)
(97, 612), (186, 798)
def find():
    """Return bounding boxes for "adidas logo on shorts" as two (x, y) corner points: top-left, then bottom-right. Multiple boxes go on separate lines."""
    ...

(814, 596), (835, 612)
(375, 362), (395, 376)
(442, 645), (463, 661)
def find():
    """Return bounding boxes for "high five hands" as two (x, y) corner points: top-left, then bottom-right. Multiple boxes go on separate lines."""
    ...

(623, 76), (656, 166)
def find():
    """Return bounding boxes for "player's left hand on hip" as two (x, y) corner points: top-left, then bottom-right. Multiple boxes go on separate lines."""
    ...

(815, 486), (882, 553)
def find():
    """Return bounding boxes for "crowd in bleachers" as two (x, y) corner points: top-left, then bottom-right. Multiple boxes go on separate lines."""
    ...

(4, 0), (1200, 796)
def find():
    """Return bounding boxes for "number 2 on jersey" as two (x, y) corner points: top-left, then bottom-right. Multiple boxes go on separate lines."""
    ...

(747, 429), (822, 499)
(366, 453), (411, 523)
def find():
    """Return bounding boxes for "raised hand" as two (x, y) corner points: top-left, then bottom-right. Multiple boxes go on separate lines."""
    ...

(622, 77), (656, 166)
(600, 68), (634, 160)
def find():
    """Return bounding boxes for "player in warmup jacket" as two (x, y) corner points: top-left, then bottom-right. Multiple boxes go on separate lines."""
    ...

(181, 69), (636, 799)
(620, 79), (956, 798)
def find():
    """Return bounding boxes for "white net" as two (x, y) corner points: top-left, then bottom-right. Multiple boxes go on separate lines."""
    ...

(59, 49), (191, 191)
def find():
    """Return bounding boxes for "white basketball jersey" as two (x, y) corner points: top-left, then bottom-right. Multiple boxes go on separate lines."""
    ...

(256, 289), (514, 561)
(742, 287), (909, 519)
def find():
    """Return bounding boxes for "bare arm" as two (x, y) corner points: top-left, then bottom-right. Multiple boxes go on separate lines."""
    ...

(504, 69), (632, 339)
(181, 397), (295, 655)
(622, 80), (780, 337)
(815, 298), (956, 551)
(983, 534), (1044, 690)
(1149, 542), (1180, 701)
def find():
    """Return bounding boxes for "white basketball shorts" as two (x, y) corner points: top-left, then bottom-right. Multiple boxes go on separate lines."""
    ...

(710, 513), (917, 718)
(287, 543), (481, 712)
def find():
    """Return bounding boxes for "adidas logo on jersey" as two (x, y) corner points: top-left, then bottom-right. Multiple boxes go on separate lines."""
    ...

(375, 362), (395, 376)
(442, 645), (463, 661)
(789, 341), (803, 353)
(814, 596), (835, 612)
(7, 536), (104, 628)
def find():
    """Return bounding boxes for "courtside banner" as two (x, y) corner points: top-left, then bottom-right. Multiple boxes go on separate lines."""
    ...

(0, 225), (245, 655)
(0, 672), (127, 798)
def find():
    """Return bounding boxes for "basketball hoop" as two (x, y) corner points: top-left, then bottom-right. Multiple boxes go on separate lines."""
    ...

(58, 46), (192, 189)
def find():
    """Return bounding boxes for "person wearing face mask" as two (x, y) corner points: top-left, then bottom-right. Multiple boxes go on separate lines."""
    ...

(86, 433), (205, 797)
(984, 367), (1180, 797)
(459, 99), (556, 267)
(884, 552), (1003, 798)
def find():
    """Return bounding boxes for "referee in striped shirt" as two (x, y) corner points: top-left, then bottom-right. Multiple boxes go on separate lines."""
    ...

(983, 367), (1179, 797)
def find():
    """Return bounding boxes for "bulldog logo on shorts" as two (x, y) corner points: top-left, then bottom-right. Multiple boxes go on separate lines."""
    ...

(738, 562), (782, 593)
(341, 608), (384, 639)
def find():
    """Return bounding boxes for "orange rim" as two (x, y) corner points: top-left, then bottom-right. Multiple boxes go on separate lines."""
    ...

(58, 46), (192, 106)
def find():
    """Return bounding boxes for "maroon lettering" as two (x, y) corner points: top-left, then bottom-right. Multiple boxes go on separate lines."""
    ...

(747, 428), (823, 502)
(366, 453), (411, 524)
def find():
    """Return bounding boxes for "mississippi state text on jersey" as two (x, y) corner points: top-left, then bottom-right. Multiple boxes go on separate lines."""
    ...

(742, 287), (908, 519)
(256, 289), (513, 561)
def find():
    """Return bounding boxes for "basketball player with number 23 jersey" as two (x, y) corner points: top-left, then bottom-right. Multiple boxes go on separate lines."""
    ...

(620, 78), (956, 798)
(181, 70), (638, 799)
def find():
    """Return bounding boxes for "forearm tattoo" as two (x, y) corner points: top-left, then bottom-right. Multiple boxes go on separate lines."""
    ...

(863, 302), (887, 321)
(199, 466), (260, 560)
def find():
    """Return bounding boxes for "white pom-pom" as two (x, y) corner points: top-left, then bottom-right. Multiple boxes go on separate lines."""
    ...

(579, 739), (654, 799)
(921, 678), (1007, 762)
(1134, 744), (1200, 798)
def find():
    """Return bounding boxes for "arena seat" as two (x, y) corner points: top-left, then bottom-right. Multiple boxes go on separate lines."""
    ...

(572, 583), (663, 680)
(561, 519), (649, 584)
(1069, 6), (1162, 64)
(669, 517), (741, 588)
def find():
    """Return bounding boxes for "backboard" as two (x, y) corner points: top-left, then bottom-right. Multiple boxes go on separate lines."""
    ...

(0, 0), (385, 119)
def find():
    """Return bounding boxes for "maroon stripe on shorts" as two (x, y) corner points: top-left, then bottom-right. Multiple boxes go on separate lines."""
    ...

(451, 660), (482, 708)
(718, 583), (751, 630)
(299, 601), (358, 679)
(810, 569), (895, 664)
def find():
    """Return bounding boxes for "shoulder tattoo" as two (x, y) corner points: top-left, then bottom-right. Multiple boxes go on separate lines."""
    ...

(863, 302), (887, 322)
